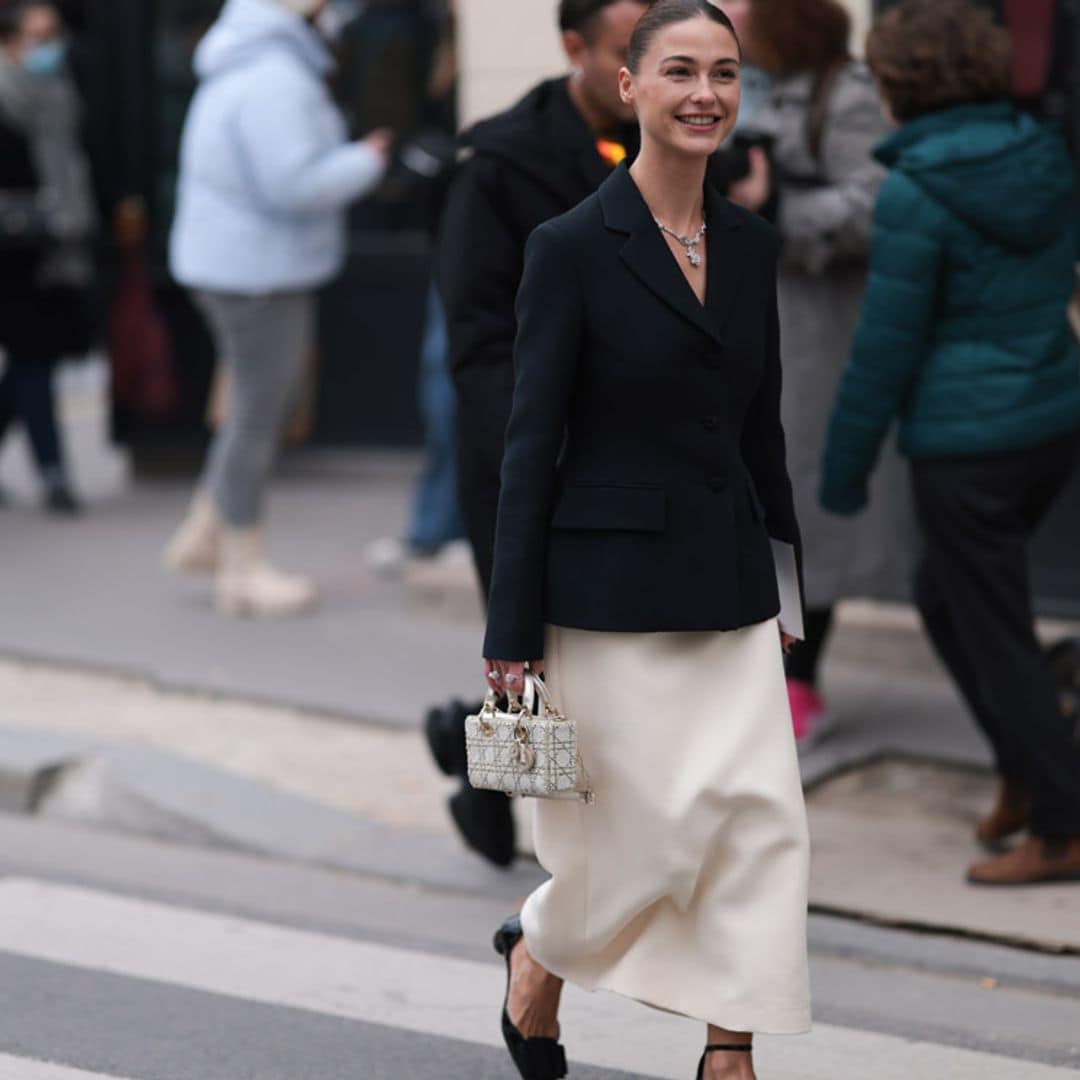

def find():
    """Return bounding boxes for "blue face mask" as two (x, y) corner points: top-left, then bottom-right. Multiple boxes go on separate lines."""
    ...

(22, 39), (66, 78)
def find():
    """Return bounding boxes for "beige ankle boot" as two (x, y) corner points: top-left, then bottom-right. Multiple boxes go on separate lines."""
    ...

(162, 494), (222, 575)
(215, 527), (317, 617)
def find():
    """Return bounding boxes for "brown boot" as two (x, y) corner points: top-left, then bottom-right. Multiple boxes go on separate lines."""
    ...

(974, 779), (1031, 846)
(968, 835), (1080, 886)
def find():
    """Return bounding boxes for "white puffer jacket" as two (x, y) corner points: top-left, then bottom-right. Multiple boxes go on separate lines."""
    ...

(170, 0), (384, 294)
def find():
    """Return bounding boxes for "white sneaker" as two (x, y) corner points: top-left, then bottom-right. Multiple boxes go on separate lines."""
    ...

(366, 536), (411, 578)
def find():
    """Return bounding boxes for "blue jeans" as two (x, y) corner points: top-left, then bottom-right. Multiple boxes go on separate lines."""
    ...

(408, 286), (465, 551)
(0, 361), (64, 482)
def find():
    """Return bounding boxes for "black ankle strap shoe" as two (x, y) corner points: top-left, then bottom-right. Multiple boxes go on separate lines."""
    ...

(493, 914), (568, 1079)
(696, 1042), (753, 1079)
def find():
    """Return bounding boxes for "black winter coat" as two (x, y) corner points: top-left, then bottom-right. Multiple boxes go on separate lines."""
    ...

(437, 78), (638, 380)
(0, 110), (90, 364)
(0, 113), (41, 354)
(482, 164), (802, 661)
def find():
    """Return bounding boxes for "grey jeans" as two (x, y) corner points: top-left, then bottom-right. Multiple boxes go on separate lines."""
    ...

(195, 290), (313, 527)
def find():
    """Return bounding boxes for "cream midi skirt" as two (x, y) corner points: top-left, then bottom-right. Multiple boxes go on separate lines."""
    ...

(521, 618), (811, 1034)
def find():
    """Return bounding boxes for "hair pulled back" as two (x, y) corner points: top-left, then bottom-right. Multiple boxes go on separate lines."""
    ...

(0, 1), (33, 39)
(626, 0), (739, 73)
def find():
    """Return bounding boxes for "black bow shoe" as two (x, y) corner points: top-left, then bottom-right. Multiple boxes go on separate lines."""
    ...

(493, 914), (567, 1079)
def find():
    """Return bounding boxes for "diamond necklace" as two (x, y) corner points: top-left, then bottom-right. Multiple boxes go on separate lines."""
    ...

(655, 214), (706, 267)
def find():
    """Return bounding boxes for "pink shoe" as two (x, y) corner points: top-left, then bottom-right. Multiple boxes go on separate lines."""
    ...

(787, 678), (827, 745)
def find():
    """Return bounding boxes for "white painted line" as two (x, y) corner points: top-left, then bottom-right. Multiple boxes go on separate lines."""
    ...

(0, 879), (1066, 1080)
(0, 1055), (133, 1080)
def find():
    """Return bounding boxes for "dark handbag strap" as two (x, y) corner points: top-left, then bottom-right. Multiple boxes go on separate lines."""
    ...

(806, 57), (849, 164)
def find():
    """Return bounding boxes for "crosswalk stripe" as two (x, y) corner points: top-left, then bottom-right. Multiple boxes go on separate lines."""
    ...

(0, 878), (1065, 1080)
(0, 1055), (133, 1080)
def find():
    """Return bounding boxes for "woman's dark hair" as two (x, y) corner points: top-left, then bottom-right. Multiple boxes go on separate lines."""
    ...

(0, 2), (29, 39)
(559, 0), (640, 39)
(626, 0), (738, 73)
(747, 0), (850, 76)
(0, 1), (53, 40)
(867, 0), (1011, 123)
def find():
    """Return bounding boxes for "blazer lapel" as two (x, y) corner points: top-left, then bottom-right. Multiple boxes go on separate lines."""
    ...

(703, 182), (745, 336)
(599, 164), (742, 347)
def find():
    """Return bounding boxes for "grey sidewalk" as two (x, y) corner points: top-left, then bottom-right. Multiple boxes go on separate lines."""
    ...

(0, 452), (484, 726)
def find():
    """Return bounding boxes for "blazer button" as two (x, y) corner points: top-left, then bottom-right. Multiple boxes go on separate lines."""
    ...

(701, 415), (719, 432)
(708, 474), (727, 493)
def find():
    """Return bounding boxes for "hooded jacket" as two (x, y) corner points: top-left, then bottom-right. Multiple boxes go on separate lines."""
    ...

(821, 101), (1080, 512)
(169, 0), (384, 294)
(437, 77), (638, 378)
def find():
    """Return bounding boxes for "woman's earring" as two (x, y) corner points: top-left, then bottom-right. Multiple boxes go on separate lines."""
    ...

(571, 64), (584, 81)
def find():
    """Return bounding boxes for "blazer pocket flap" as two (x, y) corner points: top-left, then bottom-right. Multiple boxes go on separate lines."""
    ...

(551, 485), (666, 532)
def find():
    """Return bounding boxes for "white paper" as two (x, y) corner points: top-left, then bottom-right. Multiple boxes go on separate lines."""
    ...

(770, 538), (804, 641)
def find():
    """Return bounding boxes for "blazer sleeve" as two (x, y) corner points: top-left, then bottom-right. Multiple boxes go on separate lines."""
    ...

(482, 223), (584, 661)
(819, 172), (945, 514)
(741, 231), (804, 587)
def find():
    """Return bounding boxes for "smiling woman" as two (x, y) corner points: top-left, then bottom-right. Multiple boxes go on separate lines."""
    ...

(481, 2), (810, 1078)
(626, 0), (741, 127)
(614, 2), (742, 299)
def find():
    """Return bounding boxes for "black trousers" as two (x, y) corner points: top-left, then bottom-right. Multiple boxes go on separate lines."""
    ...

(786, 606), (834, 687)
(911, 431), (1080, 837)
(453, 362), (515, 602)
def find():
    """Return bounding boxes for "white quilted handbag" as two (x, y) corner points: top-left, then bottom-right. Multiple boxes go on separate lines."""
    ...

(465, 674), (593, 802)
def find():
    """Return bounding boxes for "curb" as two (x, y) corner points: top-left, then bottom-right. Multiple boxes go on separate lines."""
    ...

(0, 727), (544, 902)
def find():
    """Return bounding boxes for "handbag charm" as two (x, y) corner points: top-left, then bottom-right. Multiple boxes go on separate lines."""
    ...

(465, 674), (592, 802)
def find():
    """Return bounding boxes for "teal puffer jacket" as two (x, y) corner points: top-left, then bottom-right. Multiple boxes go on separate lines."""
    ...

(820, 102), (1080, 513)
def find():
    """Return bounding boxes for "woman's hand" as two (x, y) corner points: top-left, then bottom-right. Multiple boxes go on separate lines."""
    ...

(112, 196), (147, 252)
(727, 146), (771, 212)
(483, 658), (545, 696)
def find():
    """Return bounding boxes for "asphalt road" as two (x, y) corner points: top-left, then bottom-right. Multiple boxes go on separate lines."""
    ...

(0, 814), (1077, 1080)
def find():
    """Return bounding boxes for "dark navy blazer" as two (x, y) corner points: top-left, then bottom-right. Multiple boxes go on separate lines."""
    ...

(483, 162), (802, 661)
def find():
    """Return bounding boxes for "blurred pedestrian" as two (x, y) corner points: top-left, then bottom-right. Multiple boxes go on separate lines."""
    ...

(163, 0), (391, 617)
(820, 0), (1080, 885)
(716, 0), (770, 128)
(366, 1), (467, 578)
(429, 0), (648, 868)
(483, 5), (809, 1076)
(705, 1), (776, 206)
(727, 0), (909, 746)
(0, 0), (95, 515)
